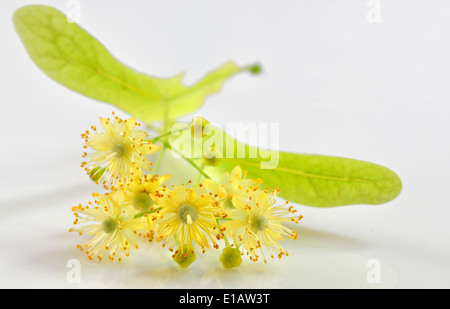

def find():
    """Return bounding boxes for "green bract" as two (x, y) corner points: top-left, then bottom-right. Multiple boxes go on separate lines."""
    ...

(13, 5), (402, 208)
(171, 126), (402, 207)
(218, 152), (403, 207)
(13, 5), (260, 123)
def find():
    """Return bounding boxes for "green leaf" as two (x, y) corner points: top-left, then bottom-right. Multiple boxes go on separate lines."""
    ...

(218, 153), (402, 207)
(13, 5), (260, 123)
(171, 126), (402, 207)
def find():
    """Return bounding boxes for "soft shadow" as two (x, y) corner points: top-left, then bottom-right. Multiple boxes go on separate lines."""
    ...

(288, 223), (371, 250)
(0, 181), (94, 214)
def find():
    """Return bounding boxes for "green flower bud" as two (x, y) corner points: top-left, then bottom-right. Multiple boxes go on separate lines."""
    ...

(220, 246), (242, 269)
(248, 63), (262, 75)
(190, 116), (210, 138)
(173, 246), (197, 268)
(203, 147), (221, 167)
(89, 166), (106, 183)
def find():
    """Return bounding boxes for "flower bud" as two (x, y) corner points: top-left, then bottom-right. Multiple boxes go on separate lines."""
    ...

(203, 147), (221, 167)
(248, 63), (262, 75)
(89, 166), (106, 183)
(219, 246), (242, 269)
(190, 116), (210, 138)
(173, 246), (197, 268)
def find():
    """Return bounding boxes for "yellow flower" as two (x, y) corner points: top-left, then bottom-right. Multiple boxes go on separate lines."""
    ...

(222, 188), (302, 263)
(154, 185), (224, 255)
(120, 173), (172, 241)
(70, 193), (145, 262)
(81, 113), (161, 189)
(202, 166), (259, 215)
(122, 173), (172, 212)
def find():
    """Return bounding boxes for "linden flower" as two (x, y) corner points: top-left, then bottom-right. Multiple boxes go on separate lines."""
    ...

(120, 173), (171, 241)
(222, 188), (303, 263)
(70, 193), (145, 261)
(81, 113), (161, 189)
(202, 166), (259, 215)
(122, 173), (172, 212)
(154, 185), (224, 256)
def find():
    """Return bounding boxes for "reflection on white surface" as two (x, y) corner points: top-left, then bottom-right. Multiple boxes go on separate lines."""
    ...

(0, 177), (399, 289)
(0, 150), (446, 289)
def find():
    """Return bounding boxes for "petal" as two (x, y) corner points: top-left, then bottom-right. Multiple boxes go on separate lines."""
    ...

(121, 228), (138, 248)
(99, 117), (114, 136)
(202, 179), (221, 194)
(125, 117), (136, 133)
(125, 219), (146, 231)
(118, 205), (135, 222)
(157, 175), (173, 186)
(231, 166), (243, 180)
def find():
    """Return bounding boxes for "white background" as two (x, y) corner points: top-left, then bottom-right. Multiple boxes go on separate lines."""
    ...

(1, 0), (449, 288)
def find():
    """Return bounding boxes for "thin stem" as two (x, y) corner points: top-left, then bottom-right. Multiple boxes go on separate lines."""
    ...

(151, 124), (190, 143)
(150, 96), (171, 176)
(194, 161), (205, 186)
(152, 146), (166, 175)
(134, 207), (162, 219)
(223, 234), (230, 247)
(163, 141), (211, 179)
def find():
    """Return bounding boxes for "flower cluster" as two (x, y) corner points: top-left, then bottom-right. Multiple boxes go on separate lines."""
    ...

(71, 114), (303, 268)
